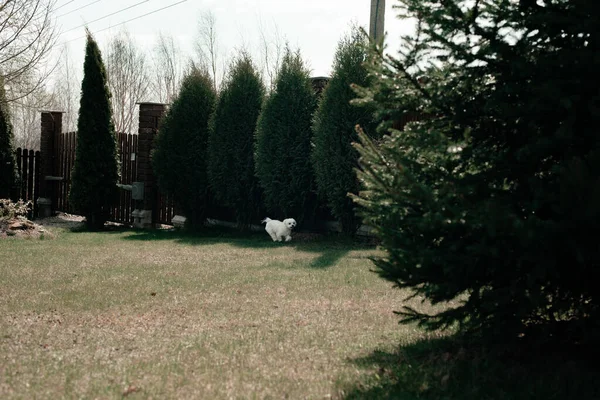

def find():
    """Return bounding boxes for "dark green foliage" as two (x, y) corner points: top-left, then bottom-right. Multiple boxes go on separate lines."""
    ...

(0, 75), (18, 200)
(311, 27), (377, 235)
(255, 49), (318, 223)
(69, 32), (119, 230)
(353, 0), (600, 340)
(208, 54), (265, 230)
(152, 68), (216, 230)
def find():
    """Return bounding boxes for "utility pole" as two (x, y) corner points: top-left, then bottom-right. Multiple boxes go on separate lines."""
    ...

(369, 0), (386, 44)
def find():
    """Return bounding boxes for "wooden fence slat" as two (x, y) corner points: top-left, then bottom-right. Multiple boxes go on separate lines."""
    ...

(68, 131), (75, 212)
(57, 132), (63, 211)
(34, 151), (40, 217)
(120, 132), (126, 223)
(125, 133), (132, 223)
(27, 150), (34, 204)
(21, 149), (29, 201)
(131, 134), (138, 224)
(16, 148), (23, 199)
(61, 132), (67, 211)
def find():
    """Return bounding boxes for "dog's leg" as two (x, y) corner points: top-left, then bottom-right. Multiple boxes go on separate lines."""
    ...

(285, 235), (292, 242)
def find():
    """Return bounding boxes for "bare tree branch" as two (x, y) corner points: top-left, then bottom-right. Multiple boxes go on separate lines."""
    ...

(105, 29), (150, 134)
(0, 0), (59, 102)
(196, 10), (220, 91)
(50, 45), (80, 133)
(257, 16), (285, 91)
(151, 32), (185, 104)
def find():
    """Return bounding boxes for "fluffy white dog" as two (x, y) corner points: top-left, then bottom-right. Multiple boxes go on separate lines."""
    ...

(261, 217), (296, 242)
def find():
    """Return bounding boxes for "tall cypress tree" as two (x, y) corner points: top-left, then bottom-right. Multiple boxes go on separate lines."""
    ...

(0, 75), (18, 200)
(353, 0), (600, 341)
(311, 27), (376, 235)
(255, 48), (317, 224)
(152, 67), (216, 230)
(69, 31), (119, 230)
(207, 54), (265, 230)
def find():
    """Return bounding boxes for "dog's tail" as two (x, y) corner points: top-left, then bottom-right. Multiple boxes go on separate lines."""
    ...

(261, 217), (271, 224)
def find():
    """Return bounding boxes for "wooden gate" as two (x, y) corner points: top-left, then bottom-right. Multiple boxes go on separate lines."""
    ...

(111, 133), (139, 225)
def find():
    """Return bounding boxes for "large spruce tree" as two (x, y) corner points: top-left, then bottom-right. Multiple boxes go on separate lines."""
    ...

(0, 75), (17, 200)
(311, 27), (376, 235)
(69, 31), (119, 230)
(255, 48), (317, 223)
(207, 54), (265, 230)
(353, 0), (600, 341)
(152, 67), (216, 230)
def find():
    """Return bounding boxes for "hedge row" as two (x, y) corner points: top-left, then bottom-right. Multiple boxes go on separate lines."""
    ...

(153, 28), (378, 234)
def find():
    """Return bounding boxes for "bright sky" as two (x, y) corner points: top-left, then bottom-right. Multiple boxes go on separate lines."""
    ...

(55, 0), (412, 79)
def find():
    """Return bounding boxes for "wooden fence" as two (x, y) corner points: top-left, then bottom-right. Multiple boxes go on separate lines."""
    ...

(111, 132), (138, 225)
(14, 148), (41, 217)
(54, 131), (77, 213)
(50, 131), (174, 225)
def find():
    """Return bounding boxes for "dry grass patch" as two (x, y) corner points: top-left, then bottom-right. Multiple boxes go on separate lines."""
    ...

(0, 224), (452, 399)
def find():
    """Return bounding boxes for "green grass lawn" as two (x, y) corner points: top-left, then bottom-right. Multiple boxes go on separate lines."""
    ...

(1, 226), (598, 399)
(0, 225), (426, 399)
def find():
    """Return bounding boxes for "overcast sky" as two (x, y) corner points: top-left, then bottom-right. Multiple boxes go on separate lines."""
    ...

(55, 0), (413, 78)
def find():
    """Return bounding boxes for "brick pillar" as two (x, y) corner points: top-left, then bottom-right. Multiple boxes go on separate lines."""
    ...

(132, 102), (166, 229)
(38, 111), (63, 218)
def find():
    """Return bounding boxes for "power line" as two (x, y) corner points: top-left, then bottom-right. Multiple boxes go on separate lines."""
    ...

(61, 0), (152, 35)
(56, 0), (103, 19)
(63, 0), (188, 44)
(54, 0), (79, 13)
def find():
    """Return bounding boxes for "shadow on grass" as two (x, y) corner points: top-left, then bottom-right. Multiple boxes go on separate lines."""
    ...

(119, 225), (376, 269)
(341, 335), (600, 400)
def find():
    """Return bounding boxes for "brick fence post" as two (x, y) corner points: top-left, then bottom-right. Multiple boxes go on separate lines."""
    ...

(132, 102), (166, 228)
(37, 111), (63, 218)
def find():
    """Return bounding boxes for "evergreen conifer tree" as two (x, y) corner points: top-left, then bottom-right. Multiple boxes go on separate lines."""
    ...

(311, 27), (376, 234)
(353, 0), (600, 340)
(207, 54), (265, 230)
(152, 67), (216, 230)
(69, 31), (119, 230)
(255, 48), (317, 223)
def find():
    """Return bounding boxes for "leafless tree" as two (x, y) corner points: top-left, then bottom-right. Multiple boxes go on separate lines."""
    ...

(105, 30), (150, 134)
(257, 17), (285, 91)
(11, 45), (80, 150)
(151, 32), (185, 104)
(10, 86), (53, 150)
(0, 0), (59, 102)
(196, 11), (221, 91)
(50, 46), (80, 133)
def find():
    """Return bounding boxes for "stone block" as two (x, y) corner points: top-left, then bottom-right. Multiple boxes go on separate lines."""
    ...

(172, 215), (187, 229)
(132, 209), (153, 229)
(37, 197), (52, 218)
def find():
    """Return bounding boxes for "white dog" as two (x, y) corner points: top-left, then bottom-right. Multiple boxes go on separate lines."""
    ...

(261, 217), (296, 242)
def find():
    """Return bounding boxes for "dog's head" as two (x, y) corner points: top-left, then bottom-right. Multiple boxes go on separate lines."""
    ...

(283, 218), (297, 230)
